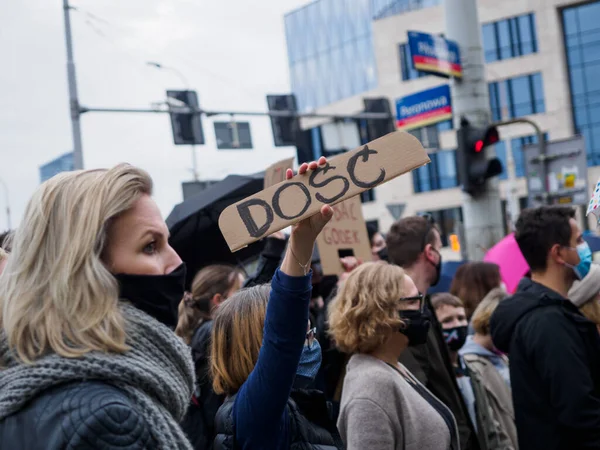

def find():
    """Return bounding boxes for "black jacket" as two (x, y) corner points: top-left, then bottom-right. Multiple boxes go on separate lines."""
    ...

(181, 320), (224, 450)
(490, 278), (600, 450)
(0, 381), (155, 449)
(400, 297), (480, 450)
(213, 389), (343, 450)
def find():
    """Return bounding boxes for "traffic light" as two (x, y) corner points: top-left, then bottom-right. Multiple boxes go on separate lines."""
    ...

(363, 98), (395, 141)
(166, 90), (205, 145)
(456, 119), (503, 196)
(266, 94), (299, 147)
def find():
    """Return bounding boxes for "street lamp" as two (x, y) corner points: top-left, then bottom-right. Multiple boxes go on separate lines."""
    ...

(0, 178), (12, 230)
(146, 62), (198, 181)
(146, 62), (190, 89)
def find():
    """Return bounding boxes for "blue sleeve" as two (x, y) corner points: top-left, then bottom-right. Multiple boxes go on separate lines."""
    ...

(233, 268), (312, 449)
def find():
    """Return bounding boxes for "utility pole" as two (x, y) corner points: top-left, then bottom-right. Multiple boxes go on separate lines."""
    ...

(445, 0), (504, 260)
(63, 0), (84, 170)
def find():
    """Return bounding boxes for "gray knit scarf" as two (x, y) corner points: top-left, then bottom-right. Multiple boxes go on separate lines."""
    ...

(0, 304), (195, 449)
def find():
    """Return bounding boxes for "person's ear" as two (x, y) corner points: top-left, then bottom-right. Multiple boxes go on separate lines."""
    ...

(550, 243), (567, 266)
(211, 293), (224, 309)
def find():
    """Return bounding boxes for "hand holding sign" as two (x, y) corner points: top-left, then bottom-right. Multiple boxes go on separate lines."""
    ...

(281, 157), (333, 278)
(219, 131), (430, 252)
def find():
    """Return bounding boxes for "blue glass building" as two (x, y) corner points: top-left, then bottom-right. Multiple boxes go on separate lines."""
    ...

(563, 1), (600, 166)
(284, 0), (442, 111)
(39, 152), (74, 183)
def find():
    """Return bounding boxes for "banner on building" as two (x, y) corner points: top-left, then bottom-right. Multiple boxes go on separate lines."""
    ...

(395, 85), (453, 131)
(408, 31), (462, 78)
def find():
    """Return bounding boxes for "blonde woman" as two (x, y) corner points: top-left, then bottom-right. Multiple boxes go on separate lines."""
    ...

(0, 164), (195, 449)
(569, 263), (600, 332)
(210, 158), (343, 450)
(329, 262), (459, 450)
(459, 288), (518, 450)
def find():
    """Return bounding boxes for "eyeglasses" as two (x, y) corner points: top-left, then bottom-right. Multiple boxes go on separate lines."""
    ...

(399, 294), (425, 312)
(419, 213), (435, 251)
(306, 327), (317, 347)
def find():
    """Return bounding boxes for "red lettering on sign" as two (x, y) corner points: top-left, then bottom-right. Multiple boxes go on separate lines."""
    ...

(332, 201), (358, 222)
(322, 227), (362, 245)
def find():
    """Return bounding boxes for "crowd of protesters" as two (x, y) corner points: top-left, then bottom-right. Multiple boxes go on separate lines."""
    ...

(1, 161), (600, 450)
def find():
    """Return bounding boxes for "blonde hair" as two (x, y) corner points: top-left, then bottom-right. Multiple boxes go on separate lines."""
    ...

(211, 284), (270, 395)
(0, 247), (7, 262)
(175, 264), (243, 344)
(580, 299), (600, 326)
(0, 164), (153, 364)
(471, 287), (507, 335)
(327, 262), (406, 354)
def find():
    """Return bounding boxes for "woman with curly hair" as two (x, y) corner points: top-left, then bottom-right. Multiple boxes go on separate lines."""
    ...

(329, 262), (459, 450)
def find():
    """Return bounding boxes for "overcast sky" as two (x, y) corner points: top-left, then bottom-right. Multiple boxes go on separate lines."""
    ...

(0, 0), (310, 231)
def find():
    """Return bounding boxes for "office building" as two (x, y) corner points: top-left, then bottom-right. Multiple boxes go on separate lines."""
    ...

(285, 0), (600, 256)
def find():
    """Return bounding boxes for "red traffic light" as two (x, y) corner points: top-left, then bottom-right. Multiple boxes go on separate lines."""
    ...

(475, 140), (484, 152)
(473, 126), (499, 153)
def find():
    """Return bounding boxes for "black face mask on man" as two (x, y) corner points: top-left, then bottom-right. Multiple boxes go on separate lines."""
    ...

(114, 263), (187, 329)
(443, 325), (468, 352)
(398, 310), (431, 346)
(429, 248), (442, 287)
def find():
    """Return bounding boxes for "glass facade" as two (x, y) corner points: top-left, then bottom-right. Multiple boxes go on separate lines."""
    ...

(482, 13), (538, 63)
(563, 2), (600, 166)
(489, 73), (545, 122)
(285, 0), (441, 111)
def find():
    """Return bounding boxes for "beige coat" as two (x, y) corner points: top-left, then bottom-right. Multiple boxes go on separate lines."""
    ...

(462, 353), (518, 450)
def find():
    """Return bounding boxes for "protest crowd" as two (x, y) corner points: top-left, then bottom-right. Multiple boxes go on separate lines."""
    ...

(2, 158), (600, 450)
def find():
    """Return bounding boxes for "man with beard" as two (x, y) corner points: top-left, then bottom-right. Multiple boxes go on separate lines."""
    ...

(386, 215), (480, 450)
(490, 206), (600, 450)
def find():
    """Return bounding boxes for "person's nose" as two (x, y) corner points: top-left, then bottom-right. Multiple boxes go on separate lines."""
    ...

(164, 244), (183, 274)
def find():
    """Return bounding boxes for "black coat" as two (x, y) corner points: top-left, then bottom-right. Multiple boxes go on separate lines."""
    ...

(399, 297), (480, 450)
(0, 381), (155, 449)
(490, 278), (600, 450)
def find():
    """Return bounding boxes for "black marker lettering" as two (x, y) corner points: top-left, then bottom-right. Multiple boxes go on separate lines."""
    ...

(308, 163), (350, 204)
(272, 182), (311, 220)
(347, 145), (386, 188)
(237, 199), (274, 238)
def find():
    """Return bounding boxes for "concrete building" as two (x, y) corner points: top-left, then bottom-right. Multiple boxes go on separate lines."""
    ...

(285, 0), (600, 258)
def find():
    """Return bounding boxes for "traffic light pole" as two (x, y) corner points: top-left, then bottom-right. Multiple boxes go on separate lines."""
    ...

(445, 0), (504, 260)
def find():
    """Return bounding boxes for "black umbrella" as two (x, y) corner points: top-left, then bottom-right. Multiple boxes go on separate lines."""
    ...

(167, 173), (267, 286)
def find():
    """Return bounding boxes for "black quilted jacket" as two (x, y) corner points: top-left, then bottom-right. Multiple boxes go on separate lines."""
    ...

(0, 380), (158, 449)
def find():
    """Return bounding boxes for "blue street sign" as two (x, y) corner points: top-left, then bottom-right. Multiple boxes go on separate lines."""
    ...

(40, 152), (74, 183)
(408, 31), (462, 78)
(396, 85), (453, 131)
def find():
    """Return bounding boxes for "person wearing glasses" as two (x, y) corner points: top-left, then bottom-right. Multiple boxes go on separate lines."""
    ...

(329, 262), (460, 450)
(386, 215), (479, 450)
(211, 158), (343, 450)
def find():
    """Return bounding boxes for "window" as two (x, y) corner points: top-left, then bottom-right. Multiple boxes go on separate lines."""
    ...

(399, 43), (428, 81)
(495, 133), (549, 180)
(563, 2), (600, 166)
(482, 13), (538, 63)
(489, 73), (545, 121)
(418, 207), (463, 247)
(413, 150), (459, 193)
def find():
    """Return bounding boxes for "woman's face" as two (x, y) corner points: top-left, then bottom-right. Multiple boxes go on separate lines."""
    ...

(371, 232), (387, 261)
(104, 194), (182, 275)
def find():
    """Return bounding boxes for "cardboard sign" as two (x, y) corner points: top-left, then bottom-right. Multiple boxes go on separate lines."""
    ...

(264, 157), (295, 189)
(219, 131), (430, 252)
(316, 196), (372, 275)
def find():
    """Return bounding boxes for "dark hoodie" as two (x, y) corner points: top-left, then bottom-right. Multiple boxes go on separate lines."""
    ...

(490, 278), (600, 450)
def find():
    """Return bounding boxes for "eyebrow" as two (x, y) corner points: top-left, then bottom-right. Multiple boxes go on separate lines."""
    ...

(138, 228), (170, 241)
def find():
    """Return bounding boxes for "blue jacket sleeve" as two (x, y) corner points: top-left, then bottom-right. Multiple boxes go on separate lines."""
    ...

(233, 268), (312, 449)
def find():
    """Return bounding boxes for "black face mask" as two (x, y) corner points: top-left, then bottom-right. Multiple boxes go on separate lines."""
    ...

(430, 249), (442, 287)
(443, 325), (468, 352)
(114, 263), (186, 329)
(399, 310), (431, 346)
(377, 247), (389, 262)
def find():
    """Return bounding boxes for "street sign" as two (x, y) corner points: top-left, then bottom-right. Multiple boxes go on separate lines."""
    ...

(40, 152), (74, 183)
(386, 203), (406, 220)
(166, 90), (205, 146)
(408, 31), (462, 78)
(214, 121), (253, 150)
(396, 85), (452, 131)
(524, 136), (587, 207)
